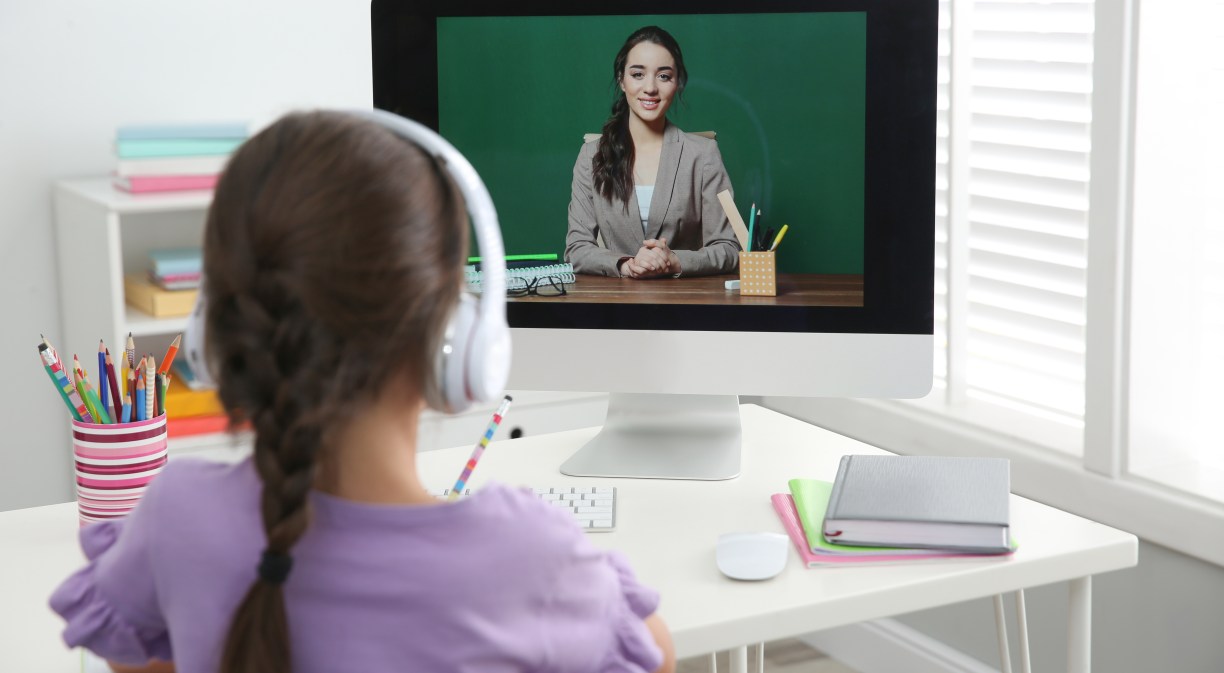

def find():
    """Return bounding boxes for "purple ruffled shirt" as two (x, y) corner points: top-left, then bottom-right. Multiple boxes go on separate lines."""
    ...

(50, 457), (663, 672)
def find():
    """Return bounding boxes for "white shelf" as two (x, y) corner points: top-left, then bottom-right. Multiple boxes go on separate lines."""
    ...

(58, 177), (212, 214)
(124, 305), (189, 337)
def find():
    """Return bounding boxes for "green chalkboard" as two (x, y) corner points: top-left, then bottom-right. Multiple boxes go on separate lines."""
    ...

(438, 13), (865, 274)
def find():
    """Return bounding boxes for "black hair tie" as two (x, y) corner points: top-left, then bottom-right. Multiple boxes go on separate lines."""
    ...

(259, 549), (294, 585)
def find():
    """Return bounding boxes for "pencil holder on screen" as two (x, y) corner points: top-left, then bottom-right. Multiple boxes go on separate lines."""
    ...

(739, 251), (777, 297)
(72, 413), (168, 528)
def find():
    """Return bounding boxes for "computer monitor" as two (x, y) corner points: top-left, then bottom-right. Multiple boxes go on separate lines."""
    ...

(372, 0), (936, 480)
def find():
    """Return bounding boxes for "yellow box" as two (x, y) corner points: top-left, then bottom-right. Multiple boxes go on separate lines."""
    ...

(165, 374), (224, 417)
(124, 274), (197, 317)
(739, 251), (777, 296)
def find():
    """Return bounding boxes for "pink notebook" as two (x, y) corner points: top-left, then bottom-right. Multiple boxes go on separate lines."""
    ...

(771, 494), (1011, 566)
(112, 173), (218, 193)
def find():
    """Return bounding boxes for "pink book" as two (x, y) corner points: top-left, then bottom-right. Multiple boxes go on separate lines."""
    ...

(112, 173), (218, 193)
(771, 494), (1012, 567)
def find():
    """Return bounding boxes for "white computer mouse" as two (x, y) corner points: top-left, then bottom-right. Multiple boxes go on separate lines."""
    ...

(716, 532), (790, 581)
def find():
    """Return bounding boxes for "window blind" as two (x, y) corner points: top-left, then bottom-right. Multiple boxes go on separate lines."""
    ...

(935, 0), (1093, 433)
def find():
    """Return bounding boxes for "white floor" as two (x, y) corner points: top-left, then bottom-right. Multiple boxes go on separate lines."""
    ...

(677, 638), (861, 673)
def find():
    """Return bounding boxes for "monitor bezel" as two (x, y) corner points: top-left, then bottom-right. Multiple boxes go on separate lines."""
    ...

(371, 0), (936, 336)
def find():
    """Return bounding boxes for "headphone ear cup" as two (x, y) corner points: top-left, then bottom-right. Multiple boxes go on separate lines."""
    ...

(465, 312), (511, 406)
(429, 293), (480, 413)
(183, 287), (217, 389)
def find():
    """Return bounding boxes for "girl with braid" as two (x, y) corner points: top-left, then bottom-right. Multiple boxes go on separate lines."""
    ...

(50, 111), (676, 673)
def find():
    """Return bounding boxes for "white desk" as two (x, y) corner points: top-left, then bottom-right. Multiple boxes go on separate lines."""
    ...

(1, 405), (1137, 672)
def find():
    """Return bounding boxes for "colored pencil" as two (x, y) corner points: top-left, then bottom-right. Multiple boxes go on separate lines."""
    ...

(77, 362), (112, 424)
(747, 202), (757, 252)
(104, 350), (123, 422)
(97, 342), (108, 411)
(126, 332), (136, 370)
(145, 355), (155, 420)
(39, 345), (84, 421)
(49, 350), (89, 421)
(128, 369), (137, 421)
(72, 356), (98, 422)
(159, 334), (181, 375)
(135, 376), (146, 422)
(155, 372), (166, 417)
(122, 401), (132, 423)
(448, 396), (513, 501)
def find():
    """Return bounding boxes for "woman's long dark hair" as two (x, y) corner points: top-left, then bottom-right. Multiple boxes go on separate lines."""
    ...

(592, 26), (687, 208)
(205, 111), (467, 673)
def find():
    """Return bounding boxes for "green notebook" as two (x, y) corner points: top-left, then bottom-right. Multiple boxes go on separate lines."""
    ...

(787, 479), (955, 556)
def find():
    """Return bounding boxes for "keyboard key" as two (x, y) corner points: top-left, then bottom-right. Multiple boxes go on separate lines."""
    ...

(433, 485), (615, 533)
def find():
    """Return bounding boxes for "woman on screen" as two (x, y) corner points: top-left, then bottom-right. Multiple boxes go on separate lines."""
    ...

(566, 26), (741, 278)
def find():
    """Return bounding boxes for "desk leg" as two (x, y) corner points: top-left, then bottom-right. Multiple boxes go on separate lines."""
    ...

(729, 646), (748, 673)
(993, 594), (1013, 673)
(1068, 576), (1092, 673)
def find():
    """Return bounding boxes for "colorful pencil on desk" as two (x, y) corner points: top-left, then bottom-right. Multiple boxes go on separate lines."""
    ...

(159, 334), (181, 375)
(145, 355), (155, 420)
(747, 202), (757, 252)
(77, 362), (112, 424)
(447, 396), (513, 501)
(128, 369), (137, 421)
(135, 376), (146, 422)
(39, 344), (85, 421)
(72, 356), (97, 421)
(769, 224), (790, 252)
(98, 341), (109, 411)
(104, 350), (123, 422)
(155, 372), (166, 417)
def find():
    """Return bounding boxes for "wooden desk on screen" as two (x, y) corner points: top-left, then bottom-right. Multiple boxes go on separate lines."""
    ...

(511, 273), (864, 307)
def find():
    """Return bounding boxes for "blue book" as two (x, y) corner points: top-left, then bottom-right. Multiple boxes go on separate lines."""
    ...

(149, 248), (202, 275)
(115, 138), (245, 159)
(117, 122), (249, 140)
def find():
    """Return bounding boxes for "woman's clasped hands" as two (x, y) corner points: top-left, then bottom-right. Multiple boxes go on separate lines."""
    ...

(619, 237), (681, 279)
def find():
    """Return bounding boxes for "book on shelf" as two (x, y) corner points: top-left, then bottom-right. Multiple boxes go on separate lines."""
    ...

(116, 122), (249, 140)
(124, 274), (197, 318)
(114, 137), (245, 159)
(820, 455), (1013, 554)
(115, 155), (229, 178)
(113, 174), (218, 193)
(150, 271), (201, 291)
(148, 248), (202, 276)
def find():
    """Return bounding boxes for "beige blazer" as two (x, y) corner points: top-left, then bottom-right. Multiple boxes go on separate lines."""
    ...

(565, 123), (742, 277)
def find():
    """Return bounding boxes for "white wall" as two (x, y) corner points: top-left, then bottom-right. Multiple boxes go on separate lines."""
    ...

(0, 0), (372, 511)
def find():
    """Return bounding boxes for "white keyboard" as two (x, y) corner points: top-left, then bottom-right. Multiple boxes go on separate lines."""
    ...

(433, 486), (618, 532)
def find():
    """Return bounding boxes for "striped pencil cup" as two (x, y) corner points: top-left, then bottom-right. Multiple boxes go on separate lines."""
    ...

(72, 414), (168, 527)
(739, 251), (777, 296)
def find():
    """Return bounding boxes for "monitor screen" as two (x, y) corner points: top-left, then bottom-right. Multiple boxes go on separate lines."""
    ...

(373, 0), (936, 478)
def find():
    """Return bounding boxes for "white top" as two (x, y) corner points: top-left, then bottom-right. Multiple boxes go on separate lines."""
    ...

(635, 185), (654, 234)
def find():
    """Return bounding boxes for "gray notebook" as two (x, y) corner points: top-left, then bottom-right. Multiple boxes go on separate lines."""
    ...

(823, 455), (1012, 553)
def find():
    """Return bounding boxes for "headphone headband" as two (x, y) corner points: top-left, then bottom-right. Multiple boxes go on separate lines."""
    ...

(348, 109), (507, 309)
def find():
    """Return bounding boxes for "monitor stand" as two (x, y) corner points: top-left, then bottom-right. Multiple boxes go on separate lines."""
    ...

(559, 393), (741, 480)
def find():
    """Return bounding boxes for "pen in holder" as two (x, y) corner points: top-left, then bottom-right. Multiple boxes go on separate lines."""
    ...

(739, 251), (777, 296)
(72, 413), (168, 528)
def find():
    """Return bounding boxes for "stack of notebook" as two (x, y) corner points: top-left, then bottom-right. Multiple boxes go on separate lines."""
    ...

(775, 455), (1016, 567)
(147, 248), (202, 291)
(112, 122), (248, 193)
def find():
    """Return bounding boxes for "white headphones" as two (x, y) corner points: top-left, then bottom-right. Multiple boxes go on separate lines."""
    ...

(184, 108), (511, 414)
